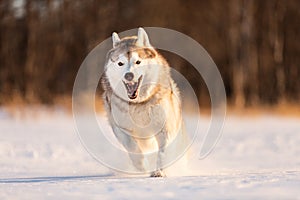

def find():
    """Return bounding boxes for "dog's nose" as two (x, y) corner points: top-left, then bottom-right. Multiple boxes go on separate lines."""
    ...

(124, 72), (134, 81)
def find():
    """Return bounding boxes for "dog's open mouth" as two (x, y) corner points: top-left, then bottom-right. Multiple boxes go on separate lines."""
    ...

(123, 75), (143, 99)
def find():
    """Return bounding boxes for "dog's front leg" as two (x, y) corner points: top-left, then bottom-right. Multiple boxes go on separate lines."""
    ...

(150, 130), (167, 177)
(112, 126), (145, 172)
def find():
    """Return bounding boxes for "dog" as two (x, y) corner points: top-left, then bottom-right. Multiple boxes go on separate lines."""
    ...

(101, 28), (187, 177)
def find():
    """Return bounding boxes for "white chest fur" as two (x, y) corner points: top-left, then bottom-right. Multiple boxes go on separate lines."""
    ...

(110, 94), (166, 139)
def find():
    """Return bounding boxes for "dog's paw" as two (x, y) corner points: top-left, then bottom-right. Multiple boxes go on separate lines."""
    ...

(150, 170), (166, 178)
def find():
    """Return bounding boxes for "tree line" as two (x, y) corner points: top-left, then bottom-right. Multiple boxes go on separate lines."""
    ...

(0, 0), (299, 107)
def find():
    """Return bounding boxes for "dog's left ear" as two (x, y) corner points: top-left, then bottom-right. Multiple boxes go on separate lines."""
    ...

(136, 27), (151, 47)
(112, 32), (120, 48)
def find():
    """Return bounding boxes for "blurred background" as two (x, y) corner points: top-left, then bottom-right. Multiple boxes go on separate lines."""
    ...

(0, 0), (300, 112)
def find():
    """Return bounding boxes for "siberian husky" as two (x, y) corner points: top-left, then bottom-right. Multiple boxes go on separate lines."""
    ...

(101, 28), (187, 177)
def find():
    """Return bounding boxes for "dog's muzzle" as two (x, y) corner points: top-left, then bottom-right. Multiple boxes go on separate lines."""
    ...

(123, 75), (143, 99)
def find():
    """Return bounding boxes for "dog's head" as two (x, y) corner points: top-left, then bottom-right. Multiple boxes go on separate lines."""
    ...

(105, 28), (165, 103)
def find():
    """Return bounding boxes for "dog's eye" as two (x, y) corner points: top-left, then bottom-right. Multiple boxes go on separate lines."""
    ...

(118, 62), (124, 66)
(136, 60), (141, 65)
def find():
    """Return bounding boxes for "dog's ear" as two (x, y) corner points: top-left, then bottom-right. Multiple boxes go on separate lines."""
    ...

(136, 27), (151, 47)
(112, 32), (120, 48)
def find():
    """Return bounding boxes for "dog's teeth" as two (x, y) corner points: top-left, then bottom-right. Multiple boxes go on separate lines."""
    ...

(123, 75), (143, 99)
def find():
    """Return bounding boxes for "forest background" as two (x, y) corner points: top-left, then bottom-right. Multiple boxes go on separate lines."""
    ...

(1, 0), (299, 113)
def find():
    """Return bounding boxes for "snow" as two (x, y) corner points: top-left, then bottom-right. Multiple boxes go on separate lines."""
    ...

(1, 107), (300, 199)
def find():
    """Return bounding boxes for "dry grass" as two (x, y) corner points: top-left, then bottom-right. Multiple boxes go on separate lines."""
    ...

(1, 95), (300, 118)
(226, 103), (300, 118)
(2, 95), (105, 118)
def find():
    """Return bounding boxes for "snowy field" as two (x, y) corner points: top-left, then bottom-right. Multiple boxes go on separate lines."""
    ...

(1, 107), (300, 199)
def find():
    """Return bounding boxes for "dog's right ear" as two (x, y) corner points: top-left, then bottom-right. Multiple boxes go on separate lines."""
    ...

(112, 32), (120, 48)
